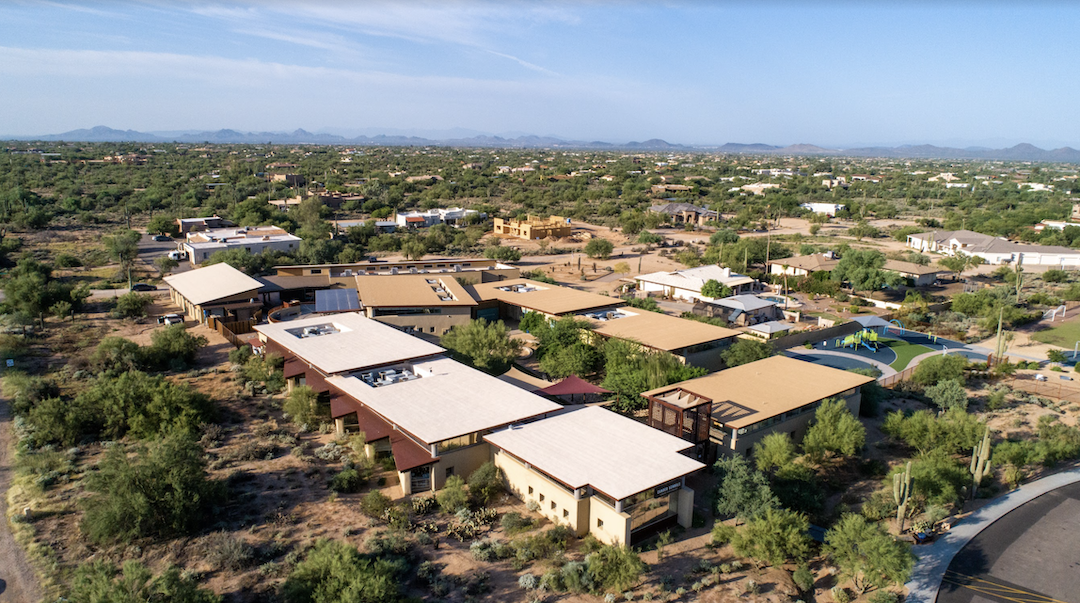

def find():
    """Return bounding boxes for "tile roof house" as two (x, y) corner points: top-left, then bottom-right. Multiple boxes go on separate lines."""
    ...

(635, 266), (758, 302)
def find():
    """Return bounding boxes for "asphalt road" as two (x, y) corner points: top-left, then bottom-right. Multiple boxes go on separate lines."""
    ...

(937, 481), (1080, 603)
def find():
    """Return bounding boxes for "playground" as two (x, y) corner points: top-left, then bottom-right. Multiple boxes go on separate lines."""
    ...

(787, 324), (991, 374)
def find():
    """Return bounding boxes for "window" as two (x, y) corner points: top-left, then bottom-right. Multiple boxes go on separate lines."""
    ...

(430, 327), (436, 333)
(528, 486), (533, 495)
(445, 467), (454, 479)
(597, 518), (604, 528)
(551, 501), (557, 511)
(539, 493), (545, 502)
(310, 269), (322, 274)
(563, 509), (569, 518)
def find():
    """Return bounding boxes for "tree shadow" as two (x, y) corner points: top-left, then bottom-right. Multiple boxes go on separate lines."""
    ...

(939, 540), (989, 594)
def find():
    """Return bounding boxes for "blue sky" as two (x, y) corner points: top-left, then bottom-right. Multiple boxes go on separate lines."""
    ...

(1, 1), (1077, 148)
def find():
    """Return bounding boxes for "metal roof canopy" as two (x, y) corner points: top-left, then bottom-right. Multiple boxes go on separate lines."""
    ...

(315, 288), (360, 313)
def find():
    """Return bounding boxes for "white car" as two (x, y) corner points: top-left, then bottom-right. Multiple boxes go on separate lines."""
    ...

(168, 250), (187, 261)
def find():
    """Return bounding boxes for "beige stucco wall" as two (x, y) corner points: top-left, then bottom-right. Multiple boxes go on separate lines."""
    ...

(724, 388), (862, 455)
(494, 449), (583, 533)
(677, 487), (694, 529)
(432, 443), (493, 490)
(369, 306), (473, 336)
(589, 497), (632, 546)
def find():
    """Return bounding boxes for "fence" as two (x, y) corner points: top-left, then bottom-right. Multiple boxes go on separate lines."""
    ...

(879, 365), (917, 388)
(206, 316), (254, 348)
(1004, 376), (1080, 405)
(768, 321), (863, 351)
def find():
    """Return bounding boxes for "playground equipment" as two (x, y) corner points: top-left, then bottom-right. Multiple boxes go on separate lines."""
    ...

(839, 329), (881, 352)
(1043, 304), (1068, 322)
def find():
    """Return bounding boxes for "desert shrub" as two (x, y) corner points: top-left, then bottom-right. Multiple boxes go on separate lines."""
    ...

(283, 386), (322, 427)
(901, 449), (970, 506)
(882, 408), (984, 455)
(282, 539), (409, 603)
(501, 512), (535, 535)
(586, 545), (646, 593)
(229, 345), (254, 365)
(329, 468), (364, 493)
(519, 573), (538, 590)
(81, 429), (223, 543)
(359, 491), (393, 518)
(112, 291), (152, 318)
(731, 508), (812, 567)
(205, 531), (255, 570)
(793, 564), (815, 593)
(437, 475), (469, 514)
(471, 538), (513, 562)
(710, 523), (736, 546)
(925, 379), (968, 411)
(467, 461), (505, 505)
(561, 560), (592, 593)
(912, 353), (969, 385)
(70, 560), (220, 603)
(869, 591), (900, 603)
(142, 325), (208, 371)
(89, 336), (143, 375)
(4, 371), (59, 416)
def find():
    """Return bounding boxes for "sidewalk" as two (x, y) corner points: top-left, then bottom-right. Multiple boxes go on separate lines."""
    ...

(904, 465), (1080, 603)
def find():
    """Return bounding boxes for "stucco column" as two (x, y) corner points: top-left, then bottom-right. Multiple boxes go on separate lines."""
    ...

(399, 470), (412, 496)
(334, 418), (344, 437)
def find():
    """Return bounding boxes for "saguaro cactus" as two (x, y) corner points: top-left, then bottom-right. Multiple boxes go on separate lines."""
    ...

(970, 428), (992, 499)
(893, 460), (912, 532)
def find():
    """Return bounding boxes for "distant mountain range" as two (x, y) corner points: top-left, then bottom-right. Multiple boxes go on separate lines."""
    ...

(7, 126), (1080, 162)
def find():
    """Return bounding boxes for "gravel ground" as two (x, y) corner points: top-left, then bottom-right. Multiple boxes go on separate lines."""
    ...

(0, 394), (42, 603)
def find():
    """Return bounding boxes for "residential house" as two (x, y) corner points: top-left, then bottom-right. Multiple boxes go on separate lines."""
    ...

(254, 313), (562, 496)
(164, 263), (264, 324)
(906, 230), (1080, 266)
(708, 295), (782, 326)
(467, 279), (622, 322)
(800, 202), (846, 216)
(273, 258), (519, 285)
(182, 226), (302, 266)
(647, 202), (718, 226)
(486, 406), (704, 546)
(767, 253), (838, 277)
(635, 266), (758, 302)
(176, 215), (231, 234)
(581, 307), (740, 371)
(493, 215), (572, 240)
(354, 275), (477, 336)
(395, 207), (483, 229)
(882, 259), (952, 287)
(641, 356), (874, 456)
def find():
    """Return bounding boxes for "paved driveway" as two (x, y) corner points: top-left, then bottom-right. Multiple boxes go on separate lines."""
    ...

(937, 481), (1080, 603)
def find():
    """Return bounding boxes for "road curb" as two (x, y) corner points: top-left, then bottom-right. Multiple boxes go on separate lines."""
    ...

(904, 465), (1080, 603)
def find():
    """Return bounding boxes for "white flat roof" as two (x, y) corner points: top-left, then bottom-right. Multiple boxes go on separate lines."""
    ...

(254, 312), (444, 375)
(327, 356), (561, 444)
(485, 406), (705, 501)
(163, 262), (264, 306)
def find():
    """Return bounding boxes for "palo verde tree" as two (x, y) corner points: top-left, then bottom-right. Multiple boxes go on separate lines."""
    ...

(803, 398), (866, 463)
(713, 454), (778, 524)
(441, 319), (522, 372)
(103, 228), (142, 289)
(832, 249), (901, 297)
(824, 514), (915, 595)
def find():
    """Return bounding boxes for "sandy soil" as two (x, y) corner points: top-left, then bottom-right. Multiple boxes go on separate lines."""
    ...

(0, 396), (43, 603)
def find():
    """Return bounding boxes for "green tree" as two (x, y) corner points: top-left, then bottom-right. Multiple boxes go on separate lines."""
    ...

(539, 342), (602, 379)
(881, 408), (984, 455)
(937, 251), (985, 279)
(848, 221), (880, 241)
(519, 310), (547, 334)
(103, 229), (142, 289)
(441, 320), (522, 372)
(721, 338), (774, 368)
(70, 560), (220, 603)
(803, 398), (866, 462)
(467, 461), (505, 505)
(824, 514), (915, 595)
(584, 238), (615, 259)
(112, 291), (152, 318)
(584, 545), (646, 593)
(282, 539), (408, 603)
(484, 245), (522, 262)
(700, 279), (732, 299)
(82, 429), (222, 543)
(600, 338), (706, 409)
(924, 378), (968, 411)
(912, 354), (968, 385)
(155, 254), (179, 276)
(832, 249), (901, 296)
(437, 474), (469, 514)
(284, 385), (321, 427)
(710, 229), (740, 245)
(142, 324), (208, 370)
(753, 432), (796, 474)
(146, 215), (180, 236)
(401, 238), (427, 260)
(713, 454), (778, 523)
(732, 508), (812, 567)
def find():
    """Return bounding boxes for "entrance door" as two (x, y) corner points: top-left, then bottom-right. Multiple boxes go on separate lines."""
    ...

(410, 465), (432, 493)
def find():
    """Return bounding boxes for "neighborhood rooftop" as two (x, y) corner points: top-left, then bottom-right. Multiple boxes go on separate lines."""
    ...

(253, 313), (444, 375)
(643, 356), (874, 429)
(355, 274), (476, 308)
(467, 278), (621, 315)
(328, 356), (561, 444)
(162, 262), (263, 306)
(484, 406), (705, 501)
(584, 307), (739, 351)
(636, 265), (756, 291)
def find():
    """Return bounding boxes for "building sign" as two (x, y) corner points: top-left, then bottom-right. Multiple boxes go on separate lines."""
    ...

(655, 480), (682, 497)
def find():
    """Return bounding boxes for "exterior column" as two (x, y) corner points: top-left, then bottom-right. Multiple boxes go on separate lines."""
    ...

(334, 418), (344, 437)
(399, 470), (412, 496)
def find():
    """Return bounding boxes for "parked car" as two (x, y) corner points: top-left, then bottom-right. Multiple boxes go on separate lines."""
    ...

(157, 314), (183, 326)
(131, 283), (156, 292)
(168, 250), (187, 261)
(152, 234), (172, 242)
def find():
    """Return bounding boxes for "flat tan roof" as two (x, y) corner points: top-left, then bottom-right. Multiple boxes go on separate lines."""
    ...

(254, 312), (444, 375)
(585, 308), (739, 352)
(468, 279), (622, 316)
(354, 274), (476, 308)
(485, 406), (705, 501)
(642, 355), (874, 429)
(164, 263), (263, 306)
(327, 356), (561, 444)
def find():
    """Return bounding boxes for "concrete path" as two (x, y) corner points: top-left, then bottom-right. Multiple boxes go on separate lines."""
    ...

(787, 349), (898, 377)
(905, 465), (1080, 603)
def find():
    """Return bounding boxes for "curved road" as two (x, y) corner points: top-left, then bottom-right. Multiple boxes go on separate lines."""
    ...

(0, 395), (42, 602)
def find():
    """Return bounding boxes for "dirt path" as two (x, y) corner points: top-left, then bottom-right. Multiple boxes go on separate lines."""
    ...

(0, 395), (42, 603)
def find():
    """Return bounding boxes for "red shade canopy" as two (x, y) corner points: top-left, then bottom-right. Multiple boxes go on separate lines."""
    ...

(537, 375), (611, 396)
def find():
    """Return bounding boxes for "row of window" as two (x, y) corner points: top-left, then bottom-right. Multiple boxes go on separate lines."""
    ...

(527, 486), (571, 519)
